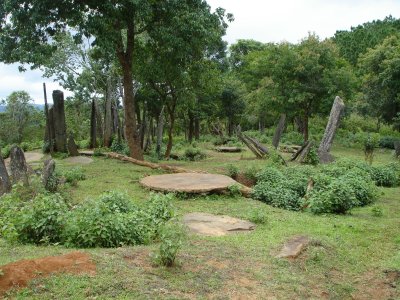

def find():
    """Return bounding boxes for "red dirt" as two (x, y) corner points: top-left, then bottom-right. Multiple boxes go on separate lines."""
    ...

(0, 251), (96, 296)
(235, 173), (256, 188)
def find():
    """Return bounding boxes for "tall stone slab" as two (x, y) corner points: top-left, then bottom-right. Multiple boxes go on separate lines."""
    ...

(272, 114), (286, 149)
(10, 145), (29, 185)
(52, 90), (67, 152)
(318, 96), (345, 163)
(0, 150), (11, 195)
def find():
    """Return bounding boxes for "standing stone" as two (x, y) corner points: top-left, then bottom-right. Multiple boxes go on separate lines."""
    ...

(52, 90), (68, 153)
(0, 150), (11, 195)
(272, 114), (286, 149)
(318, 96), (345, 163)
(42, 159), (56, 191)
(394, 141), (400, 158)
(10, 145), (29, 185)
(68, 133), (80, 157)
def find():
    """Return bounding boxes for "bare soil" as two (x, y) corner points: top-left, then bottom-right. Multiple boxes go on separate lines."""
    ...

(0, 252), (96, 296)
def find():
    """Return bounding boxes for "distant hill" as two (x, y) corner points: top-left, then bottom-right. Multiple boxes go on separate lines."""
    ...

(0, 104), (45, 112)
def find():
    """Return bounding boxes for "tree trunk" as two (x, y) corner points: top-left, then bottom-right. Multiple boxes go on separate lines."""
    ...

(120, 59), (143, 160)
(188, 111), (194, 143)
(165, 103), (176, 159)
(194, 118), (200, 140)
(303, 113), (309, 142)
(156, 106), (165, 157)
(52, 90), (68, 153)
(272, 114), (286, 149)
(95, 99), (103, 146)
(318, 96), (345, 163)
(90, 99), (97, 149)
(103, 79), (113, 147)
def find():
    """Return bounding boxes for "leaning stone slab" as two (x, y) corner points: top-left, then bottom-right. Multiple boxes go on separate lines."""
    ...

(183, 212), (256, 237)
(42, 159), (56, 191)
(10, 145), (29, 185)
(0, 152), (11, 196)
(276, 235), (310, 259)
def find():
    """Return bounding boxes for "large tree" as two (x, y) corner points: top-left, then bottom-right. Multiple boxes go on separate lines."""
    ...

(0, 0), (230, 160)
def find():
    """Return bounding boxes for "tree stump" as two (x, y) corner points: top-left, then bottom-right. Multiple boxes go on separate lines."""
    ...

(0, 150), (11, 195)
(318, 96), (345, 163)
(272, 114), (286, 149)
(42, 159), (56, 191)
(10, 145), (29, 185)
(68, 133), (80, 157)
(52, 90), (68, 153)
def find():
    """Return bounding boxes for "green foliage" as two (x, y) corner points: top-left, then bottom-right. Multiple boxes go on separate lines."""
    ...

(371, 205), (384, 217)
(371, 164), (399, 187)
(256, 167), (285, 184)
(62, 167), (86, 186)
(226, 164), (239, 178)
(340, 170), (378, 206)
(246, 210), (268, 224)
(363, 135), (379, 164)
(110, 139), (130, 156)
(304, 145), (320, 165)
(307, 180), (359, 214)
(1, 144), (12, 159)
(154, 221), (186, 267)
(183, 147), (207, 161)
(11, 193), (69, 244)
(227, 184), (241, 196)
(243, 165), (260, 182)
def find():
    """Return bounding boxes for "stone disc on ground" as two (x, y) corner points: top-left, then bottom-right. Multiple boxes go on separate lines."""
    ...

(140, 173), (237, 193)
(215, 146), (242, 153)
(183, 212), (256, 236)
(0, 251), (96, 296)
(64, 156), (93, 165)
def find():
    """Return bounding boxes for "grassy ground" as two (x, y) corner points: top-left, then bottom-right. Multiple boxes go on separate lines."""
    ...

(1, 144), (399, 299)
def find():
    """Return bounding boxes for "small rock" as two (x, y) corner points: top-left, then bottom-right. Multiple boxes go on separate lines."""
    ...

(0, 153), (11, 195)
(67, 133), (80, 157)
(276, 235), (310, 259)
(42, 159), (56, 191)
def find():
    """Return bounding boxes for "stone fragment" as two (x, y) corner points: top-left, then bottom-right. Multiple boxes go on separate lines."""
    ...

(0, 151), (11, 195)
(276, 235), (310, 259)
(183, 212), (256, 236)
(42, 159), (56, 191)
(67, 133), (80, 157)
(9, 145), (29, 185)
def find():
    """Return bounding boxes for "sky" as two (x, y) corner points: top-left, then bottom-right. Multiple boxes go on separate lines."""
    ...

(1, 0), (399, 104)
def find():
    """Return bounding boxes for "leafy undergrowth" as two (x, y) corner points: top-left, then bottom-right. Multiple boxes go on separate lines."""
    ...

(0, 146), (399, 299)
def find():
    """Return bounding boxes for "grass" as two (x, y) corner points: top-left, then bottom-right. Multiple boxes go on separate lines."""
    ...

(1, 143), (399, 299)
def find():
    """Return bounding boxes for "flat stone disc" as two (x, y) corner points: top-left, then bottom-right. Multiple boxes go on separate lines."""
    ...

(140, 173), (237, 193)
(183, 212), (256, 236)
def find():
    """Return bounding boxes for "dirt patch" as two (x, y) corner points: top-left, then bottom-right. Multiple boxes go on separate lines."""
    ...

(352, 270), (400, 300)
(64, 156), (93, 165)
(0, 251), (96, 296)
(235, 173), (256, 187)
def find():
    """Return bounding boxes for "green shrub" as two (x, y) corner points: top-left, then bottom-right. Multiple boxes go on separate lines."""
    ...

(341, 170), (378, 206)
(247, 210), (268, 224)
(227, 184), (242, 196)
(256, 167), (285, 184)
(77, 139), (90, 149)
(379, 136), (397, 149)
(371, 165), (399, 187)
(243, 165), (260, 182)
(20, 142), (31, 152)
(307, 179), (359, 214)
(154, 221), (186, 267)
(1, 144), (12, 159)
(282, 131), (303, 145)
(183, 147), (206, 161)
(304, 145), (320, 165)
(226, 164), (239, 178)
(253, 185), (302, 210)
(63, 167), (86, 186)
(13, 194), (69, 244)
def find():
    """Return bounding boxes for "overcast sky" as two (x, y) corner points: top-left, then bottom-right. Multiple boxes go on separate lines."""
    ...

(1, 0), (399, 104)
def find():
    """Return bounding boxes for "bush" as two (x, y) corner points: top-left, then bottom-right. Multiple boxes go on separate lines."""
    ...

(63, 167), (86, 186)
(256, 167), (285, 184)
(110, 139), (130, 156)
(154, 221), (186, 267)
(226, 164), (239, 178)
(341, 170), (378, 206)
(13, 194), (69, 244)
(1, 144), (11, 159)
(253, 184), (302, 211)
(307, 179), (359, 214)
(371, 165), (399, 187)
(183, 147), (207, 161)
(379, 136), (398, 149)
(20, 142), (31, 152)
(304, 145), (320, 165)
(243, 165), (260, 182)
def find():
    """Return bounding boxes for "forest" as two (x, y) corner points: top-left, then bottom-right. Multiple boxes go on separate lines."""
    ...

(0, 1), (399, 299)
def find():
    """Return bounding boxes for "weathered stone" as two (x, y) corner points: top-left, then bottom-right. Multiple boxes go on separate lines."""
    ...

(52, 90), (68, 152)
(67, 133), (80, 157)
(140, 173), (237, 194)
(318, 96), (345, 163)
(394, 141), (400, 158)
(183, 212), (256, 236)
(272, 114), (286, 149)
(42, 159), (56, 191)
(0, 151), (11, 195)
(276, 236), (310, 259)
(215, 146), (242, 153)
(10, 146), (29, 185)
